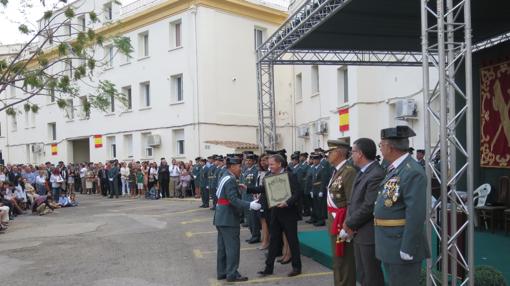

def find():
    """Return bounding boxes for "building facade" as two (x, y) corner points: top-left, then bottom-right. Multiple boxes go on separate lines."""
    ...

(0, 0), (287, 164)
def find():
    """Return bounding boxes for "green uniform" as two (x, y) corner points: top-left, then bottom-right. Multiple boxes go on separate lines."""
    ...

(208, 165), (218, 207)
(213, 172), (251, 280)
(240, 165), (259, 238)
(310, 164), (330, 225)
(374, 154), (430, 286)
(200, 164), (210, 207)
(192, 164), (202, 187)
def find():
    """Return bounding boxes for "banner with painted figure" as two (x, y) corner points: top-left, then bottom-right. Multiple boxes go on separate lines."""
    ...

(480, 60), (510, 168)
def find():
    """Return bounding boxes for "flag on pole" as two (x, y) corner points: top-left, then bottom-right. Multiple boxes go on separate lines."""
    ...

(51, 144), (58, 155)
(339, 108), (349, 132)
(94, 135), (103, 148)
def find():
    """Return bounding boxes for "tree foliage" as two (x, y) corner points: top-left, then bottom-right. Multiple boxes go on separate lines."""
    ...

(0, 0), (133, 118)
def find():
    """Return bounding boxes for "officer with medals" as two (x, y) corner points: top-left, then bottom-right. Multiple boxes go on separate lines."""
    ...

(374, 126), (430, 286)
(324, 140), (357, 286)
(214, 155), (262, 282)
(240, 153), (260, 243)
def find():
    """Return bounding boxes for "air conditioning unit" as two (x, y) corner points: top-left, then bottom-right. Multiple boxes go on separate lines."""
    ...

(31, 143), (44, 153)
(395, 99), (417, 119)
(314, 121), (328, 135)
(147, 135), (161, 146)
(297, 126), (310, 138)
(145, 147), (153, 157)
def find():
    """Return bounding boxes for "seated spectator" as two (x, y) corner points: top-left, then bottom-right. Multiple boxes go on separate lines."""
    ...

(69, 193), (79, 206)
(58, 193), (72, 207)
(0, 204), (9, 231)
(1, 182), (24, 216)
(177, 170), (191, 198)
(32, 195), (55, 215)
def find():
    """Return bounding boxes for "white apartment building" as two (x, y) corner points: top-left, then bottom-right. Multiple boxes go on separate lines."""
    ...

(0, 0), (287, 164)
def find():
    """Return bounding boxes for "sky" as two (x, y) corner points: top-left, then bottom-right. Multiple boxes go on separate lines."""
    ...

(0, 0), (290, 45)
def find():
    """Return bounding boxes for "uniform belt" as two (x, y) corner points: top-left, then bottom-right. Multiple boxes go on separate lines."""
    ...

(208, 176), (215, 179)
(313, 182), (321, 186)
(373, 218), (406, 227)
(217, 198), (230, 206)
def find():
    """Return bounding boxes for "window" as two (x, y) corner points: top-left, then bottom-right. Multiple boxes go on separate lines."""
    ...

(66, 99), (74, 119)
(311, 65), (320, 94)
(104, 2), (113, 21)
(110, 94), (115, 113)
(121, 37), (131, 64)
(79, 96), (89, 119)
(48, 122), (56, 141)
(77, 15), (86, 31)
(65, 22), (72, 36)
(170, 20), (182, 48)
(295, 73), (302, 101)
(173, 129), (184, 155)
(122, 86), (132, 110)
(24, 110), (29, 127)
(141, 132), (153, 158)
(123, 134), (133, 158)
(138, 31), (149, 58)
(140, 82), (150, 107)
(11, 115), (17, 132)
(254, 27), (265, 50)
(49, 86), (55, 103)
(171, 74), (183, 102)
(337, 67), (349, 104)
(106, 46), (114, 67)
(106, 136), (116, 158)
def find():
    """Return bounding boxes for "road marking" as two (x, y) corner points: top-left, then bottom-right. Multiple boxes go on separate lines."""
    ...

(207, 271), (332, 285)
(185, 228), (248, 238)
(195, 246), (258, 257)
(181, 218), (211, 225)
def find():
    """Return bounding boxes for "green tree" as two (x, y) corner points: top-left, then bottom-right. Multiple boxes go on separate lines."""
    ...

(0, 0), (132, 118)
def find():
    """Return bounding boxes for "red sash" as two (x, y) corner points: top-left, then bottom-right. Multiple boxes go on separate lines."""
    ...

(327, 206), (347, 257)
(217, 198), (230, 206)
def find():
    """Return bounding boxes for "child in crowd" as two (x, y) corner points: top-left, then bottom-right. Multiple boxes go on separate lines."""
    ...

(136, 167), (145, 199)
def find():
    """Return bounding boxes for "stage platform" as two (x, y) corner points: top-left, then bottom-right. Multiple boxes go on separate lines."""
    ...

(298, 229), (510, 283)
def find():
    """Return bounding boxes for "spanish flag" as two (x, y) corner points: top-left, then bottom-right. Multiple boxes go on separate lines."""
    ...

(51, 144), (58, 156)
(339, 108), (349, 132)
(94, 135), (103, 148)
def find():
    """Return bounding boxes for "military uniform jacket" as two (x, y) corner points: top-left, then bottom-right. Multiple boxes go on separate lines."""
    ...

(213, 173), (250, 227)
(327, 161), (356, 209)
(305, 164), (315, 195)
(199, 165), (210, 188)
(240, 166), (258, 189)
(311, 165), (330, 195)
(208, 165), (218, 189)
(374, 155), (430, 264)
(345, 161), (385, 245)
(216, 166), (227, 183)
(192, 164), (202, 185)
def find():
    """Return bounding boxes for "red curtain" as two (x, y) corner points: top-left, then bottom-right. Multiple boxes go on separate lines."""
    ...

(480, 60), (510, 168)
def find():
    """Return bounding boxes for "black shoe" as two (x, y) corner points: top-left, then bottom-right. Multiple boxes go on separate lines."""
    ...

(303, 212), (311, 217)
(313, 221), (325, 227)
(305, 219), (316, 224)
(257, 269), (273, 277)
(241, 223), (249, 227)
(217, 275), (226, 280)
(248, 237), (261, 244)
(209, 207), (216, 210)
(226, 276), (248, 282)
(199, 205), (205, 208)
(288, 268), (301, 277)
(280, 258), (291, 265)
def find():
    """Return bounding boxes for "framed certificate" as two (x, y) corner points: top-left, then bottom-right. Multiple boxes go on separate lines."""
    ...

(264, 173), (292, 208)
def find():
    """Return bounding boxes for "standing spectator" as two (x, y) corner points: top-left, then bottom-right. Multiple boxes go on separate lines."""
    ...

(158, 159), (170, 198)
(108, 161), (120, 199)
(120, 162), (130, 197)
(59, 162), (68, 194)
(35, 169), (47, 195)
(50, 168), (64, 201)
(85, 164), (95, 195)
(79, 163), (87, 194)
(128, 164), (137, 198)
(98, 162), (109, 196)
(67, 165), (75, 194)
(177, 170), (191, 198)
(147, 162), (158, 193)
(169, 159), (181, 198)
(136, 166), (145, 198)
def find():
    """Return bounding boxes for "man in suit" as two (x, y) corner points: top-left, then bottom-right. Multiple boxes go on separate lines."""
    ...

(258, 154), (302, 278)
(343, 138), (385, 286)
(158, 159), (170, 198)
(374, 126), (430, 286)
(324, 140), (357, 286)
(214, 156), (262, 282)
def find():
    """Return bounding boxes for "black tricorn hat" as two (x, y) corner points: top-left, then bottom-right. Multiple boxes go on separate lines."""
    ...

(310, 152), (322, 160)
(300, 152), (309, 157)
(226, 157), (242, 165)
(195, 157), (201, 161)
(246, 154), (257, 160)
(381, 125), (416, 139)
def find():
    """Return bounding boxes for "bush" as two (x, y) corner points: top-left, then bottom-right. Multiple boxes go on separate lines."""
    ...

(419, 265), (507, 286)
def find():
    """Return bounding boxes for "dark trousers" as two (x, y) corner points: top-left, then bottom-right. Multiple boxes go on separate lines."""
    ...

(101, 179), (109, 196)
(216, 226), (242, 280)
(354, 243), (384, 286)
(265, 214), (302, 271)
(328, 215), (356, 286)
(160, 179), (170, 198)
(109, 180), (119, 198)
(312, 194), (327, 223)
(383, 262), (421, 286)
(211, 188), (217, 207)
(201, 187), (209, 206)
(249, 210), (261, 239)
(302, 192), (312, 216)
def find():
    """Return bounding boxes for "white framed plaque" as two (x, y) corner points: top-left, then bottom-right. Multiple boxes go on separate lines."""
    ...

(264, 173), (292, 208)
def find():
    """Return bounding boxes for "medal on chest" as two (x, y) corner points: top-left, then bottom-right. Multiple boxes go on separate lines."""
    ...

(382, 176), (400, 207)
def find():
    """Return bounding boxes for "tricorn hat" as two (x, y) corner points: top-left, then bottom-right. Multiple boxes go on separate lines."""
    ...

(380, 125), (416, 139)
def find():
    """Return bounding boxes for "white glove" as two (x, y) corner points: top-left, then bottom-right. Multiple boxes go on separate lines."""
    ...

(250, 200), (261, 211)
(400, 251), (413, 261)
(310, 192), (314, 199)
(318, 192), (323, 198)
(339, 229), (351, 242)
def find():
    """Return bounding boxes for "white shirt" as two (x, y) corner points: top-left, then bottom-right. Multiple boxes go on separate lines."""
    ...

(388, 153), (409, 170)
(360, 161), (375, 173)
(36, 175), (46, 185)
(80, 167), (87, 178)
(170, 165), (181, 177)
(120, 167), (130, 179)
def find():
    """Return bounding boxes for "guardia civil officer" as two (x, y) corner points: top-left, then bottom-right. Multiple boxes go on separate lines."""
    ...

(192, 157), (202, 198)
(297, 152), (311, 217)
(344, 138), (385, 286)
(324, 140), (357, 286)
(374, 126), (430, 286)
(199, 157), (211, 208)
(309, 153), (330, 226)
(240, 153), (260, 243)
(213, 156), (262, 282)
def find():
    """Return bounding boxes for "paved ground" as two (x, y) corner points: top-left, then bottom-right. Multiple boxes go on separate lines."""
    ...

(1, 195), (333, 286)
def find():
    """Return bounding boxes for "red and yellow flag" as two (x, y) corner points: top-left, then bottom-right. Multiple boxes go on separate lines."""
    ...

(339, 108), (349, 132)
(51, 144), (58, 155)
(94, 135), (103, 148)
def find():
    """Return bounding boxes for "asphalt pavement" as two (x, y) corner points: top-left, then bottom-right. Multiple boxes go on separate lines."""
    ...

(0, 195), (333, 286)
